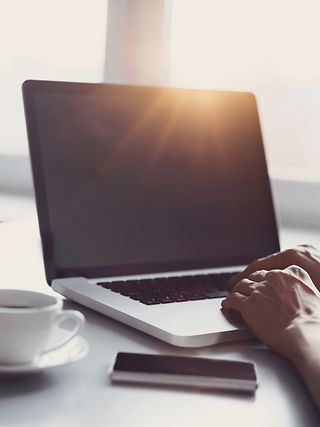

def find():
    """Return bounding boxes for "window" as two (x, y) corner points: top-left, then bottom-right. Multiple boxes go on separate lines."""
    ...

(0, 0), (108, 155)
(2, 0), (320, 227)
(170, 0), (320, 180)
(4, 0), (320, 180)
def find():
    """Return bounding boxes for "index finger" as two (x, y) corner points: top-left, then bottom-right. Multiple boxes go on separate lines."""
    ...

(229, 251), (291, 289)
(221, 292), (248, 312)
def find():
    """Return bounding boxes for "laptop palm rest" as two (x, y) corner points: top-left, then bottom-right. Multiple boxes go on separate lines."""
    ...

(53, 277), (253, 348)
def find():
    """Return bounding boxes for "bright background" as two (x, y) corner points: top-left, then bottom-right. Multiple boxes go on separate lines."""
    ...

(2, 0), (320, 182)
(0, 0), (107, 155)
(170, 0), (320, 179)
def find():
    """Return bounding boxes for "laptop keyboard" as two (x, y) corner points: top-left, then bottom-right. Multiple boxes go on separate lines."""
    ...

(98, 272), (236, 305)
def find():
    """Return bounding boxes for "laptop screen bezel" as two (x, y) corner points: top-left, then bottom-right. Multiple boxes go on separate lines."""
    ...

(22, 80), (280, 284)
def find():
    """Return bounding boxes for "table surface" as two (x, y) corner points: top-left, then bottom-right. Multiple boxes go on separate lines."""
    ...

(0, 217), (320, 427)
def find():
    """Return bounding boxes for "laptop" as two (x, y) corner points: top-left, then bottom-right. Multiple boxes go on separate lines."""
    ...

(22, 80), (280, 348)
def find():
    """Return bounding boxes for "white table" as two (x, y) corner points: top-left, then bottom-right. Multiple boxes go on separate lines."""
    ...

(0, 217), (319, 427)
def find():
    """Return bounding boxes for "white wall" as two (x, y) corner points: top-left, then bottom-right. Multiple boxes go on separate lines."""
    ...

(1, 0), (320, 228)
(170, 0), (320, 180)
(0, 0), (108, 155)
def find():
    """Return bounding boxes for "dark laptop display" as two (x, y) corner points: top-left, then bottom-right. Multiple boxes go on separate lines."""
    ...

(23, 81), (279, 283)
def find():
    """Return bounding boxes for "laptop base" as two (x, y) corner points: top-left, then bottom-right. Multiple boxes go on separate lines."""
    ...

(53, 277), (253, 348)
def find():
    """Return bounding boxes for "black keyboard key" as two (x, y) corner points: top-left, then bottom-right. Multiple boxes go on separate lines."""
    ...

(200, 289), (229, 299)
(98, 272), (235, 305)
(139, 298), (161, 305)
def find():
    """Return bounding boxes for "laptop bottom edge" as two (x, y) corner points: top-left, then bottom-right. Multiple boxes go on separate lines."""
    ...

(52, 277), (254, 348)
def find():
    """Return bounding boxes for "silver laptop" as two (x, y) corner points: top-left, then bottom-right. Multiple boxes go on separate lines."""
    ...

(22, 80), (279, 348)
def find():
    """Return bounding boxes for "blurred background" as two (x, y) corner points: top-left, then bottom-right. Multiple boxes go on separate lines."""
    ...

(1, 0), (320, 224)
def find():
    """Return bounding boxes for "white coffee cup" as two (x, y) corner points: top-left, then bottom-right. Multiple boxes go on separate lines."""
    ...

(0, 289), (85, 365)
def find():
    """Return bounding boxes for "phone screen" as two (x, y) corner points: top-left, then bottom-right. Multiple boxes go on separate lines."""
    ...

(110, 352), (257, 393)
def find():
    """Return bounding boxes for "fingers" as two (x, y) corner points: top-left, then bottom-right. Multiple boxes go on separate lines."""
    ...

(233, 278), (256, 296)
(224, 272), (272, 313)
(229, 266), (267, 290)
(283, 265), (311, 282)
(221, 292), (248, 311)
(282, 265), (319, 293)
(229, 257), (273, 289)
(229, 249), (301, 290)
(248, 270), (268, 281)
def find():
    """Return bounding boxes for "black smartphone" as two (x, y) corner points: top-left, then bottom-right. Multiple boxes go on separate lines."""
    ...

(109, 352), (258, 393)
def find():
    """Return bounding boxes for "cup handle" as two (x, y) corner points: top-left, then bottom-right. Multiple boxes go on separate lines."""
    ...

(43, 310), (85, 354)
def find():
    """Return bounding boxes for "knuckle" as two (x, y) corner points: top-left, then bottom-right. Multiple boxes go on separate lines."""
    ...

(249, 269), (266, 278)
(285, 248), (296, 256)
(249, 289), (261, 301)
(234, 278), (250, 291)
(284, 248), (299, 261)
(265, 269), (282, 281)
(287, 264), (307, 277)
(288, 264), (301, 272)
(252, 289), (260, 295)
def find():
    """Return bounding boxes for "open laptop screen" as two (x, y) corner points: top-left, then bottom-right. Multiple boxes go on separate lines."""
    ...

(23, 81), (279, 282)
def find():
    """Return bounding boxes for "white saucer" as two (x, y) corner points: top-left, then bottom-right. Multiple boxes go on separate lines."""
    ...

(0, 328), (89, 374)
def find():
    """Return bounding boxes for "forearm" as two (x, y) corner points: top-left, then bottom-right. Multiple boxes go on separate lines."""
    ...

(287, 322), (320, 412)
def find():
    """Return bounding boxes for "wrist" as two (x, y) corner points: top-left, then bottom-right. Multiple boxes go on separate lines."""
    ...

(283, 319), (320, 370)
(283, 318), (320, 411)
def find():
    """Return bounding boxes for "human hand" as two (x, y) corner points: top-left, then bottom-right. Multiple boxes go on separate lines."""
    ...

(229, 245), (320, 291)
(222, 265), (320, 363)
